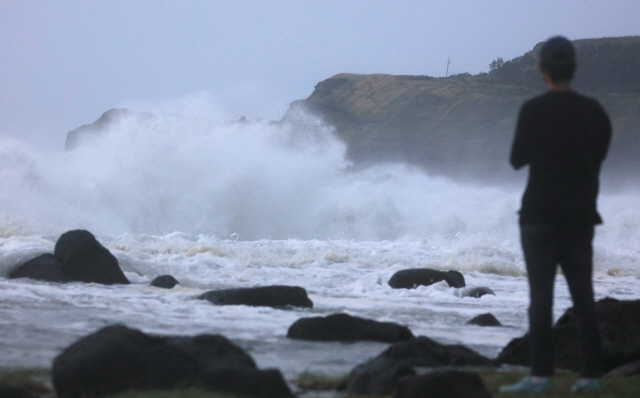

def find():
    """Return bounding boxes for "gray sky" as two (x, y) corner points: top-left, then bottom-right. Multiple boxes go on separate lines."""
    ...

(2, 0), (639, 150)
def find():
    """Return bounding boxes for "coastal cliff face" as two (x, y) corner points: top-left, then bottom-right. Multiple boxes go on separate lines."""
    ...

(293, 36), (640, 184)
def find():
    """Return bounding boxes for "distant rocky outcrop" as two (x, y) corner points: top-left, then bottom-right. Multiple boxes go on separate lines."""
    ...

(64, 108), (133, 150)
(198, 285), (313, 309)
(287, 313), (414, 342)
(496, 297), (640, 373)
(52, 324), (294, 398)
(291, 36), (640, 183)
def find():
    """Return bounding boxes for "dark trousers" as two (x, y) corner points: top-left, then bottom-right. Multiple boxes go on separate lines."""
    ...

(520, 223), (602, 378)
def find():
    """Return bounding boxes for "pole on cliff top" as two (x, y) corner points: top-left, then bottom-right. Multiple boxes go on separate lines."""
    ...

(445, 56), (451, 77)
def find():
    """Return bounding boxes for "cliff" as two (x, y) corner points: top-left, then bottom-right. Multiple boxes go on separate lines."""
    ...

(292, 36), (640, 184)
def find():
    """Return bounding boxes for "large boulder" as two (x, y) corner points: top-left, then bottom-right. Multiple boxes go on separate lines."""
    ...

(52, 324), (293, 398)
(199, 285), (313, 309)
(394, 370), (493, 398)
(342, 336), (492, 395)
(8, 253), (64, 282)
(388, 269), (465, 289)
(195, 368), (295, 398)
(287, 313), (414, 343)
(495, 297), (640, 373)
(54, 229), (129, 284)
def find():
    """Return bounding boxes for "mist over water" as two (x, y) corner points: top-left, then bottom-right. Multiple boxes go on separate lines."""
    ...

(0, 100), (637, 276)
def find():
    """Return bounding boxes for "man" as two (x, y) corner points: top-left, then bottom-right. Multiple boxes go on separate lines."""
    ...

(500, 36), (611, 394)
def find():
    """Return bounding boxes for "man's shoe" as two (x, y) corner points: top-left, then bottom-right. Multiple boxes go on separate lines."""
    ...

(571, 378), (599, 394)
(499, 376), (550, 394)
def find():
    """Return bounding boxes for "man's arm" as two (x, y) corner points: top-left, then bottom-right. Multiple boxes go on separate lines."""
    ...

(510, 104), (533, 170)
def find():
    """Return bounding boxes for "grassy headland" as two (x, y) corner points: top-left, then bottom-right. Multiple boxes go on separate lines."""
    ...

(290, 36), (640, 185)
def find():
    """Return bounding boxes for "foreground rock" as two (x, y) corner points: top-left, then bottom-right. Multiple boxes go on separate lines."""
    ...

(496, 297), (640, 373)
(394, 370), (492, 398)
(8, 253), (64, 282)
(52, 324), (294, 398)
(388, 269), (465, 289)
(287, 313), (414, 342)
(0, 383), (38, 398)
(54, 229), (129, 284)
(199, 285), (313, 308)
(150, 275), (179, 289)
(342, 336), (491, 395)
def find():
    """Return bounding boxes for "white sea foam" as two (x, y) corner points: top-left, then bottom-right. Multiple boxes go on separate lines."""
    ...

(1, 101), (639, 376)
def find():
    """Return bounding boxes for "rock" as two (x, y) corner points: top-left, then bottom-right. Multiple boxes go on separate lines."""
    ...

(0, 383), (38, 398)
(195, 368), (295, 398)
(199, 285), (313, 309)
(8, 253), (64, 282)
(467, 313), (502, 327)
(460, 287), (496, 298)
(150, 275), (179, 289)
(52, 324), (261, 398)
(388, 269), (465, 289)
(607, 359), (640, 376)
(54, 229), (129, 284)
(287, 313), (414, 342)
(343, 336), (492, 395)
(394, 370), (493, 398)
(495, 297), (640, 373)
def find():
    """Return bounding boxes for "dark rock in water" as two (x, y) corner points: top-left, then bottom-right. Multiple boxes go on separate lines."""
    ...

(467, 313), (502, 327)
(199, 285), (313, 308)
(495, 297), (640, 373)
(287, 313), (414, 343)
(388, 269), (465, 289)
(0, 383), (38, 398)
(394, 370), (492, 398)
(195, 368), (295, 398)
(460, 286), (496, 298)
(607, 359), (640, 376)
(8, 253), (64, 282)
(54, 229), (129, 284)
(150, 275), (179, 289)
(343, 336), (492, 395)
(52, 324), (260, 398)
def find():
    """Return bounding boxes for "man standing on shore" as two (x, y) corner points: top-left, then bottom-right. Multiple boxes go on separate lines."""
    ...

(500, 36), (612, 394)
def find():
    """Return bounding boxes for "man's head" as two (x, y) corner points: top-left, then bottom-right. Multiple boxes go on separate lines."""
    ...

(539, 36), (576, 83)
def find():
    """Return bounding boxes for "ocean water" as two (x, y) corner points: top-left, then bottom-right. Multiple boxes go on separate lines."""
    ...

(1, 106), (639, 379)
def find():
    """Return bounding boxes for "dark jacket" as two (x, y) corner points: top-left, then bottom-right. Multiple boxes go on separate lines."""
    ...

(511, 90), (611, 225)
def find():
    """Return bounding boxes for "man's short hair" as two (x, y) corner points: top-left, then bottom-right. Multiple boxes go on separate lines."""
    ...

(540, 36), (576, 83)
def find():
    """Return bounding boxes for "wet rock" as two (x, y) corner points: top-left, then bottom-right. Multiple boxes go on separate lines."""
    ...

(460, 286), (496, 298)
(607, 359), (640, 376)
(343, 336), (492, 395)
(195, 368), (295, 398)
(287, 313), (414, 342)
(54, 229), (129, 284)
(394, 370), (493, 398)
(496, 297), (640, 373)
(8, 253), (64, 282)
(199, 285), (313, 309)
(150, 275), (179, 289)
(0, 383), (38, 398)
(388, 269), (465, 289)
(52, 324), (263, 398)
(467, 313), (502, 327)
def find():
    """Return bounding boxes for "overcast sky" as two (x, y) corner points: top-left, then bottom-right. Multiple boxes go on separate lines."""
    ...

(2, 1), (639, 150)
